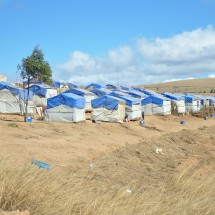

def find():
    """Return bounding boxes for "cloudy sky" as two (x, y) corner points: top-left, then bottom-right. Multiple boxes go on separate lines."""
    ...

(1, 0), (215, 86)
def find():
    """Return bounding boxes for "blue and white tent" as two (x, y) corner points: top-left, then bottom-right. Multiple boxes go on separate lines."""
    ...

(176, 94), (201, 113)
(110, 91), (142, 120)
(106, 84), (118, 90)
(64, 88), (97, 110)
(29, 84), (57, 107)
(0, 82), (34, 114)
(162, 92), (185, 114)
(144, 93), (171, 115)
(142, 89), (157, 95)
(46, 93), (86, 122)
(67, 82), (78, 89)
(85, 83), (102, 90)
(90, 88), (112, 97)
(52, 81), (63, 89)
(91, 95), (126, 122)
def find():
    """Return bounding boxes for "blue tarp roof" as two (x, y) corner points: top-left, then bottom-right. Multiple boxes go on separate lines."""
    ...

(52, 81), (62, 88)
(91, 95), (125, 110)
(47, 93), (85, 109)
(86, 83), (102, 89)
(106, 84), (118, 90)
(162, 92), (184, 101)
(64, 88), (94, 97)
(176, 94), (200, 103)
(150, 94), (170, 106)
(128, 89), (148, 99)
(110, 91), (141, 106)
(142, 89), (157, 95)
(0, 82), (33, 100)
(29, 84), (52, 97)
(67, 82), (78, 89)
(120, 86), (130, 90)
(90, 88), (112, 97)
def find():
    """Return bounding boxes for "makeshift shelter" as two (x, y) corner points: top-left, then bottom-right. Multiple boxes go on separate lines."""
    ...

(29, 84), (57, 107)
(45, 93), (86, 122)
(178, 94), (201, 113)
(126, 89), (152, 116)
(85, 83), (102, 90)
(0, 82), (34, 114)
(142, 89), (157, 95)
(52, 81), (63, 89)
(206, 96), (215, 107)
(193, 95), (210, 107)
(91, 95), (125, 122)
(67, 82), (78, 89)
(106, 84), (118, 90)
(64, 88), (97, 111)
(91, 88), (112, 97)
(150, 94), (171, 115)
(110, 91), (142, 120)
(162, 92), (186, 114)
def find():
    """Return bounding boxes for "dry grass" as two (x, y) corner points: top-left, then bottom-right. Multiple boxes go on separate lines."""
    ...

(138, 78), (215, 95)
(0, 127), (214, 215)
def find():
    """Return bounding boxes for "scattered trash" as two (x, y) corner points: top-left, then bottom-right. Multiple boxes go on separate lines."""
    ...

(180, 120), (186, 125)
(92, 119), (101, 124)
(89, 161), (94, 168)
(126, 189), (132, 193)
(32, 160), (51, 170)
(155, 147), (164, 154)
(204, 116), (208, 120)
(139, 120), (145, 126)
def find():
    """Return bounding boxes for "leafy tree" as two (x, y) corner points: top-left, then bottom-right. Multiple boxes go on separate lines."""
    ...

(17, 46), (52, 122)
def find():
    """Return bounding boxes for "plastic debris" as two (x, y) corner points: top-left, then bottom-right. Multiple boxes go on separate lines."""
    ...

(89, 161), (94, 168)
(180, 120), (186, 125)
(155, 147), (164, 154)
(126, 189), (132, 193)
(32, 160), (51, 170)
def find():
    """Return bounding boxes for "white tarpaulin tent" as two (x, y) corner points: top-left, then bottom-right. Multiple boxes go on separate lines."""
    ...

(0, 82), (34, 114)
(45, 93), (86, 122)
(29, 84), (57, 107)
(91, 95), (126, 122)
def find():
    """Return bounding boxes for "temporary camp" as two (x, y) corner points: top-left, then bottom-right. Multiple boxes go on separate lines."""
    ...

(64, 88), (97, 111)
(67, 82), (78, 89)
(106, 84), (118, 90)
(91, 95), (126, 122)
(162, 92), (186, 114)
(85, 83), (102, 90)
(126, 89), (153, 116)
(193, 95), (210, 107)
(29, 84), (58, 107)
(110, 91), (142, 120)
(0, 82), (34, 114)
(45, 93), (86, 122)
(179, 94), (201, 113)
(91, 88), (112, 97)
(150, 94), (171, 115)
(52, 81), (63, 89)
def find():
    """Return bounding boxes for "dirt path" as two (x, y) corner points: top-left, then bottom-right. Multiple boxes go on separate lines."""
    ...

(0, 114), (214, 169)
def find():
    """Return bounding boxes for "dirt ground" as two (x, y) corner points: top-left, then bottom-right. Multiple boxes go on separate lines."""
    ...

(0, 114), (215, 170)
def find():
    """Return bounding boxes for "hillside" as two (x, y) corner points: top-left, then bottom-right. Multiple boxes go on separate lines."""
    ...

(139, 78), (215, 95)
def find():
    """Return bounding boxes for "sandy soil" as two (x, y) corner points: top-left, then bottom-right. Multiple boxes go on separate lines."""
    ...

(0, 114), (215, 170)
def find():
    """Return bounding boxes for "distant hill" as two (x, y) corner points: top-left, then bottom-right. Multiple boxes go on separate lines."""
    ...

(138, 78), (215, 95)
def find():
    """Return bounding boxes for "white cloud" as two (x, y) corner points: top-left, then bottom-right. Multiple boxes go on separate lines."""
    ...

(56, 26), (215, 86)
(208, 74), (215, 78)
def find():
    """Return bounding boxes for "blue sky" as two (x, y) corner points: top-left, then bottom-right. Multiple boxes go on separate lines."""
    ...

(1, 0), (215, 85)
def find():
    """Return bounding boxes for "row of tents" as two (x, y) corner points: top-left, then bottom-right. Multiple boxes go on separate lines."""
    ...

(1, 81), (215, 123)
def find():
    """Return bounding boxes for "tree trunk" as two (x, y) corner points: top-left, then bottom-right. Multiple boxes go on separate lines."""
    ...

(24, 77), (30, 122)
